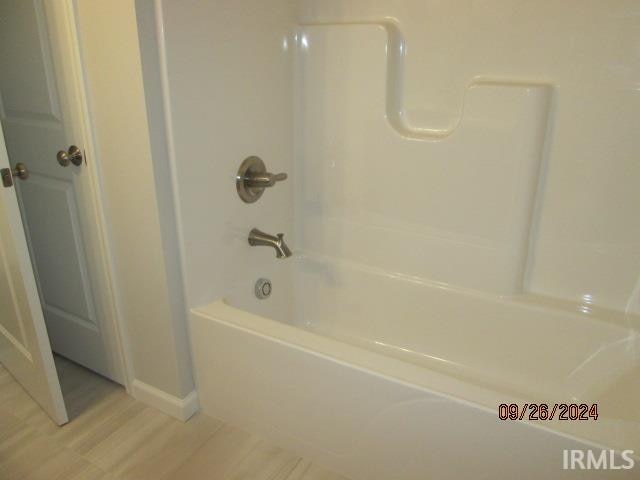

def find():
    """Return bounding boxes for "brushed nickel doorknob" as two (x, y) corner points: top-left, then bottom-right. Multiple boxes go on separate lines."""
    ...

(0, 163), (28, 188)
(13, 163), (29, 180)
(57, 145), (83, 167)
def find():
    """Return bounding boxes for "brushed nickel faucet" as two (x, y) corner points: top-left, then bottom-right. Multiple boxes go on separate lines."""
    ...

(248, 228), (292, 258)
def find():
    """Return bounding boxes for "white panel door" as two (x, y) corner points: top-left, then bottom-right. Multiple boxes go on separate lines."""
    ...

(0, 0), (124, 383)
(0, 128), (67, 425)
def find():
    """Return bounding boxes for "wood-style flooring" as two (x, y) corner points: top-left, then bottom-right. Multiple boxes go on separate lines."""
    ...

(0, 356), (349, 480)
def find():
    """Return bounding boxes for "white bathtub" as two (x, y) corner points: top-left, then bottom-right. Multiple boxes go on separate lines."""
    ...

(189, 254), (640, 480)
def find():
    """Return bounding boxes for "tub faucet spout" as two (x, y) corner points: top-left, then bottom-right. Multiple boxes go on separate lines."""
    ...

(248, 228), (292, 258)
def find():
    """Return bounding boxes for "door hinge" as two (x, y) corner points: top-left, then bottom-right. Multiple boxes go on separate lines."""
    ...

(1, 168), (13, 188)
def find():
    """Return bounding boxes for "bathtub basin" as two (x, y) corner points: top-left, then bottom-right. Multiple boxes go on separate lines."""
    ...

(190, 254), (640, 479)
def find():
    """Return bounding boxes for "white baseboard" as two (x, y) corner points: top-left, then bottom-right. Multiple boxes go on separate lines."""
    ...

(131, 380), (199, 421)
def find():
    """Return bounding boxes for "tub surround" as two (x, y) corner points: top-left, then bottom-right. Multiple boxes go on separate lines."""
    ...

(158, 0), (640, 316)
(153, 0), (640, 478)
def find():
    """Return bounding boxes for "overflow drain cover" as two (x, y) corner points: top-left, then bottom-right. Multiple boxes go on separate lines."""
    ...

(255, 278), (272, 299)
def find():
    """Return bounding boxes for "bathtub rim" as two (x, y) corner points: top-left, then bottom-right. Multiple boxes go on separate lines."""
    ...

(192, 300), (640, 455)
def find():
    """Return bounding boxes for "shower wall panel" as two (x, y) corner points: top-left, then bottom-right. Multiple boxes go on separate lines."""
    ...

(295, 0), (640, 310)
(295, 24), (551, 293)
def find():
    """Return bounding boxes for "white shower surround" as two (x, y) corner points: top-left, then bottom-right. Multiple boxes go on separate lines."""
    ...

(154, 0), (640, 478)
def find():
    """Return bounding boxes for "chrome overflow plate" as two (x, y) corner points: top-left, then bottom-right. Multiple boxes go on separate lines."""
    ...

(236, 156), (287, 203)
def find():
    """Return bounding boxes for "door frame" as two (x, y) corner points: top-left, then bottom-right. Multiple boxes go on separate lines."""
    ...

(9, 0), (134, 390)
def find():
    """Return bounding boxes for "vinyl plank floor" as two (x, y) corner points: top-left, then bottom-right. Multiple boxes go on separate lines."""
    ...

(0, 358), (349, 480)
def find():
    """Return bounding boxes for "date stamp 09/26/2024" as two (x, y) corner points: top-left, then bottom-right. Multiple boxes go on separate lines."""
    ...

(498, 403), (599, 422)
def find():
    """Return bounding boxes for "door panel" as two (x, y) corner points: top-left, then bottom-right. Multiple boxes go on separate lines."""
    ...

(0, 129), (68, 425)
(0, 0), (60, 121)
(20, 176), (95, 323)
(0, 0), (123, 382)
(0, 243), (28, 346)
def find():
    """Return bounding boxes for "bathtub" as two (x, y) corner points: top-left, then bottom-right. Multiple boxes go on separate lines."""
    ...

(189, 253), (640, 480)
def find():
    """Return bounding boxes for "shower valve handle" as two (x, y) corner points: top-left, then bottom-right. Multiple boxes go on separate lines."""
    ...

(245, 172), (288, 188)
(236, 156), (288, 203)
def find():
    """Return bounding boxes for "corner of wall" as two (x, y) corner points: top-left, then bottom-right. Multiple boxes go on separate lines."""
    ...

(74, 0), (195, 402)
(133, 0), (195, 398)
(132, 380), (199, 421)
